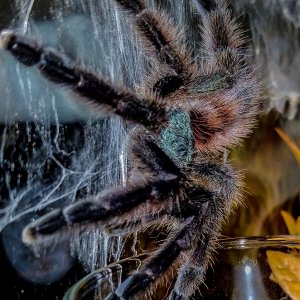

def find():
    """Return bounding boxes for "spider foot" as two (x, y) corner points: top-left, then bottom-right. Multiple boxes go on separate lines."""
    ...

(22, 209), (67, 245)
(0, 30), (13, 49)
(0, 30), (42, 66)
(22, 200), (108, 245)
(105, 272), (152, 300)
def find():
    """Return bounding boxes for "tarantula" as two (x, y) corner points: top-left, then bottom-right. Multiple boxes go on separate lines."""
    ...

(0, 0), (259, 299)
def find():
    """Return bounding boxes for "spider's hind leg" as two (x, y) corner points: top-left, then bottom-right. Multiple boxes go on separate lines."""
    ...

(199, 0), (249, 72)
(115, 0), (191, 76)
(105, 216), (200, 300)
(167, 160), (241, 300)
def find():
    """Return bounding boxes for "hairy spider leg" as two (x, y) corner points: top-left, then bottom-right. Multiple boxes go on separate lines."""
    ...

(21, 133), (187, 245)
(103, 158), (239, 300)
(115, 0), (190, 75)
(22, 177), (178, 245)
(183, 0), (259, 154)
(169, 232), (213, 300)
(0, 30), (165, 129)
(200, 0), (248, 73)
(115, 0), (195, 97)
(22, 135), (182, 245)
(105, 216), (200, 300)
(169, 207), (222, 300)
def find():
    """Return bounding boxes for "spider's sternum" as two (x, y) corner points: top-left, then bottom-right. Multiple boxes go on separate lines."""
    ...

(159, 109), (194, 166)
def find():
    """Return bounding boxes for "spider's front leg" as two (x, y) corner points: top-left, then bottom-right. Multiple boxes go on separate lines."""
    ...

(0, 30), (165, 129)
(22, 177), (177, 244)
(168, 213), (219, 300)
(21, 133), (181, 245)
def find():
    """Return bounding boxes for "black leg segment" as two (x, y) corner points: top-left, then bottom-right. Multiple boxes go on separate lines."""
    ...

(22, 177), (180, 245)
(0, 30), (165, 129)
(0, 30), (42, 66)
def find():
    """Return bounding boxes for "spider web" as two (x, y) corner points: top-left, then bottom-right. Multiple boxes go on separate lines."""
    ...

(0, 0), (145, 280)
(0, 1), (199, 283)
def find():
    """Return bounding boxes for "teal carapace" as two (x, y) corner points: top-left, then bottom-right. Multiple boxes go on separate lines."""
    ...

(160, 109), (194, 166)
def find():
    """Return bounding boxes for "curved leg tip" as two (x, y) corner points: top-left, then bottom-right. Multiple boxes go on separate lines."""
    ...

(22, 209), (67, 246)
(22, 224), (37, 246)
(0, 29), (14, 49)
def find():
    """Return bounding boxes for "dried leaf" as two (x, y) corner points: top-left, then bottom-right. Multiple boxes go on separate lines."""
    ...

(275, 128), (300, 166)
(281, 210), (298, 235)
(297, 217), (300, 235)
(267, 250), (300, 300)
